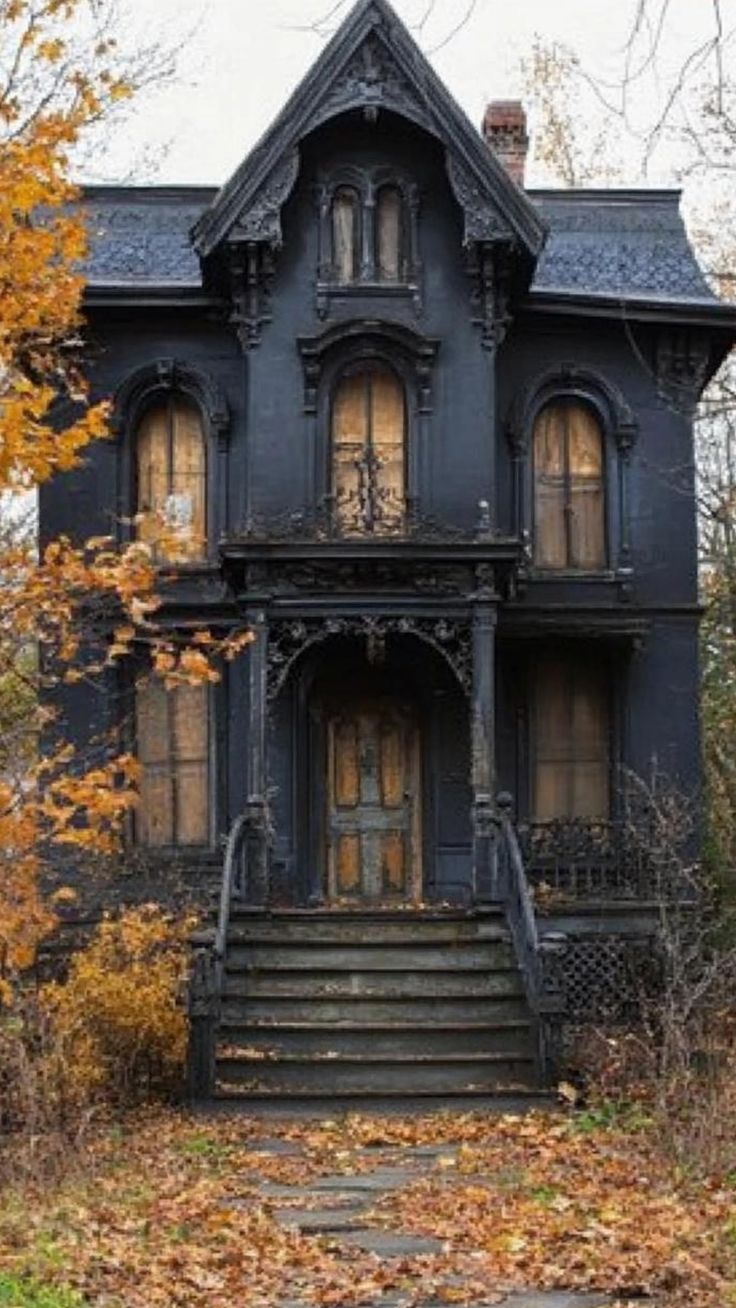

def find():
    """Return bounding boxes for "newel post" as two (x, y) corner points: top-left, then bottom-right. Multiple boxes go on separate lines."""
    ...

(471, 563), (498, 902)
(245, 607), (270, 904)
(187, 947), (219, 1101)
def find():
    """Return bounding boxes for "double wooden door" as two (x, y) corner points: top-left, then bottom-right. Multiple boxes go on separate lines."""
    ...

(326, 697), (421, 902)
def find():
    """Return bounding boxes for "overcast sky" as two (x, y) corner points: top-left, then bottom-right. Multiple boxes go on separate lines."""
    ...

(101, 0), (733, 188)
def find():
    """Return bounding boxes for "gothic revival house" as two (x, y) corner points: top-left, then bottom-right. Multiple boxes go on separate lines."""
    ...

(42, 0), (736, 1105)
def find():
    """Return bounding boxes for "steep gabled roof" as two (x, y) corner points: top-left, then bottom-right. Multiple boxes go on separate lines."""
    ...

(191, 0), (546, 261)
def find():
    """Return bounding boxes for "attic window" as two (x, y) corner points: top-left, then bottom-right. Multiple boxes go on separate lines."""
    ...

(332, 187), (361, 283)
(319, 171), (420, 307)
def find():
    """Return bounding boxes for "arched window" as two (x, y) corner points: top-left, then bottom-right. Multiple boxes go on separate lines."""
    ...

(331, 365), (406, 535)
(533, 658), (610, 821)
(136, 396), (206, 562)
(533, 399), (606, 570)
(135, 679), (210, 847)
(331, 187), (361, 284)
(376, 186), (403, 281)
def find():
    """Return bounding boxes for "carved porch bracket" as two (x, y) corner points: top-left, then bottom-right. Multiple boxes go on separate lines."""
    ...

(656, 328), (711, 413)
(267, 614), (472, 702)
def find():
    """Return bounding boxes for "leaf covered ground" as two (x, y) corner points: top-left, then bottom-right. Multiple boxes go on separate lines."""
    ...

(0, 1107), (734, 1307)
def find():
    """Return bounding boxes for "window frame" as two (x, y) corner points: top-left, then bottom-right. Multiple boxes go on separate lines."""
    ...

(130, 670), (216, 853)
(531, 396), (609, 573)
(329, 360), (409, 536)
(316, 166), (421, 315)
(111, 359), (230, 567)
(529, 651), (615, 824)
(134, 393), (209, 565)
(299, 320), (439, 530)
(506, 367), (638, 585)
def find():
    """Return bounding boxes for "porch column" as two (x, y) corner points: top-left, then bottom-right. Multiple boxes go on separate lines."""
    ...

(471, 583), (498, 903)
(244, 607), (270, 904)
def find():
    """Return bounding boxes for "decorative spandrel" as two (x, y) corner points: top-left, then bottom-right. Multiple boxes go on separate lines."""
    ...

(267, 615), (473, 702)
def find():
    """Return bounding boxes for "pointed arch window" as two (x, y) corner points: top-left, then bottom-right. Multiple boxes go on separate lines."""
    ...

(136, 396), (207, 562)
(533, 399), (606, 570)
(331, 364), (406, 535)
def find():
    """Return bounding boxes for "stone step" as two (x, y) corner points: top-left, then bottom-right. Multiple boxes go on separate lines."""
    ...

(222, 993), (530, 1024)
(225, 915), (506, 945)
(225, 941), (514, 971)
(224, 967), (525, 999)
(215, 1052), (538, 1094)
(208, 1091), (552, 1115)
(217, 1020), (535, 1058)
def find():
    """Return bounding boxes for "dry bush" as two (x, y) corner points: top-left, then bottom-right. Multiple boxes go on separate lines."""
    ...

(41, 904), (195, 1106)
(571, 774), (736, 1177)
(0, 905), (194, 1179)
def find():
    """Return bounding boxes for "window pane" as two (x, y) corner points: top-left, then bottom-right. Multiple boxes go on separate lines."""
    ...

(136, 405), (170, 556)
(568, 402), (606, 569)
(136, 398), (206, 563)
(136, 679), (209, 846)
(331, 367), (406, 535)
(376, 187), (402, 281)
(533, 659), (610, 820)
(370, 368), (405, 534)
(533, 405), (567, 568)
(332, 187), (359, 283)
(170, 400), (207, 562)
(332, 372), (367, 533)
(533, 400), (606, 571)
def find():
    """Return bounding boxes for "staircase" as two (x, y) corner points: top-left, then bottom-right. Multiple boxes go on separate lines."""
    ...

(211, 907), (544, 1109)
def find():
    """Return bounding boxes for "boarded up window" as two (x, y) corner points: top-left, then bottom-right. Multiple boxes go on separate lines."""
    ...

(332, 187), (360, 283)
(332, 366), (406, 535)
(533, 400), (606, 570)
(376, 186), (402, 281)
(135, 679), (210, 847)
(533, 659), (610, 820)
(136, 397), (207, 562)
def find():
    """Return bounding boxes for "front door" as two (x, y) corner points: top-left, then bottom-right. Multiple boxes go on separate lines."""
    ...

(326, 698), (421, 902)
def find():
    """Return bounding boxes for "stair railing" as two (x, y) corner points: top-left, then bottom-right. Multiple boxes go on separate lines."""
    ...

(496, 792), (568, 1085)
(187, 808), (262, 1101)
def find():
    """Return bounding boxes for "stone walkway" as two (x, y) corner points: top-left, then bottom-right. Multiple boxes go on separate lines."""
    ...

(233, 1136), (620, 1308)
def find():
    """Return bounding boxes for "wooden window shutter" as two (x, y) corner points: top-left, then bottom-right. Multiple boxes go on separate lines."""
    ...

(331, 366), (406, 535)
(135, 397), (206, 563)
(376, 186), (402, 281)
(568, 402), (606, 569)
(136, 679), (209, 847)
(332, 187), (360, 283)
(533, 404), (567, 568)
(332, 372), (368, 534)
(533, 658), (610, 821)
(533, 399), (606, 571)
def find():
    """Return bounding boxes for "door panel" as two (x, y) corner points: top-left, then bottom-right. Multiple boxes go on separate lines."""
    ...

(327, 699), (421, 901)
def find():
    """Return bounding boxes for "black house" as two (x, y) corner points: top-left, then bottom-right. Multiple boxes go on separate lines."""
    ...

(42, 0), (736, 1105)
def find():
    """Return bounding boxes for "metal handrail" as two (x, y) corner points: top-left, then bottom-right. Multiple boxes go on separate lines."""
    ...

(497, 798), (545, 1011)
(496, 794), (567, 1082)
(213, 812), (250, 985)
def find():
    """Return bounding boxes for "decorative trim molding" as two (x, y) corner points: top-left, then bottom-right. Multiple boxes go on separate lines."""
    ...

(297, 319), (440, 413)
(110, 358), (231, 448)
(505, 364), (638, 453)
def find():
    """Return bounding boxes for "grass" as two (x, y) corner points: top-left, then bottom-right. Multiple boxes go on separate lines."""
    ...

(0, 1276), (86, 1308)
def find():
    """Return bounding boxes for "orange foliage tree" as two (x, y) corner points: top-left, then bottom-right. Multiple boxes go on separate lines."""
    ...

(0, 0), (248, 998)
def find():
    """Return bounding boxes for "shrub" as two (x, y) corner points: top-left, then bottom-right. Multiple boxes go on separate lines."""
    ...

(40, 905), (195, 1108)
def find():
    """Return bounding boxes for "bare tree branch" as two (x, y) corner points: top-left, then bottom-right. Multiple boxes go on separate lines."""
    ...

(426, 0), (477, 55)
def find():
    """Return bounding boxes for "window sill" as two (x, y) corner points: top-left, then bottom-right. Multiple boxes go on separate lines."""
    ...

(529, 570), (618, 583)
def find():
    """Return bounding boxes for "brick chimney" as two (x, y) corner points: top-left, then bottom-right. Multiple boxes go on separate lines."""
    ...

(482, 100), (529, 187)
